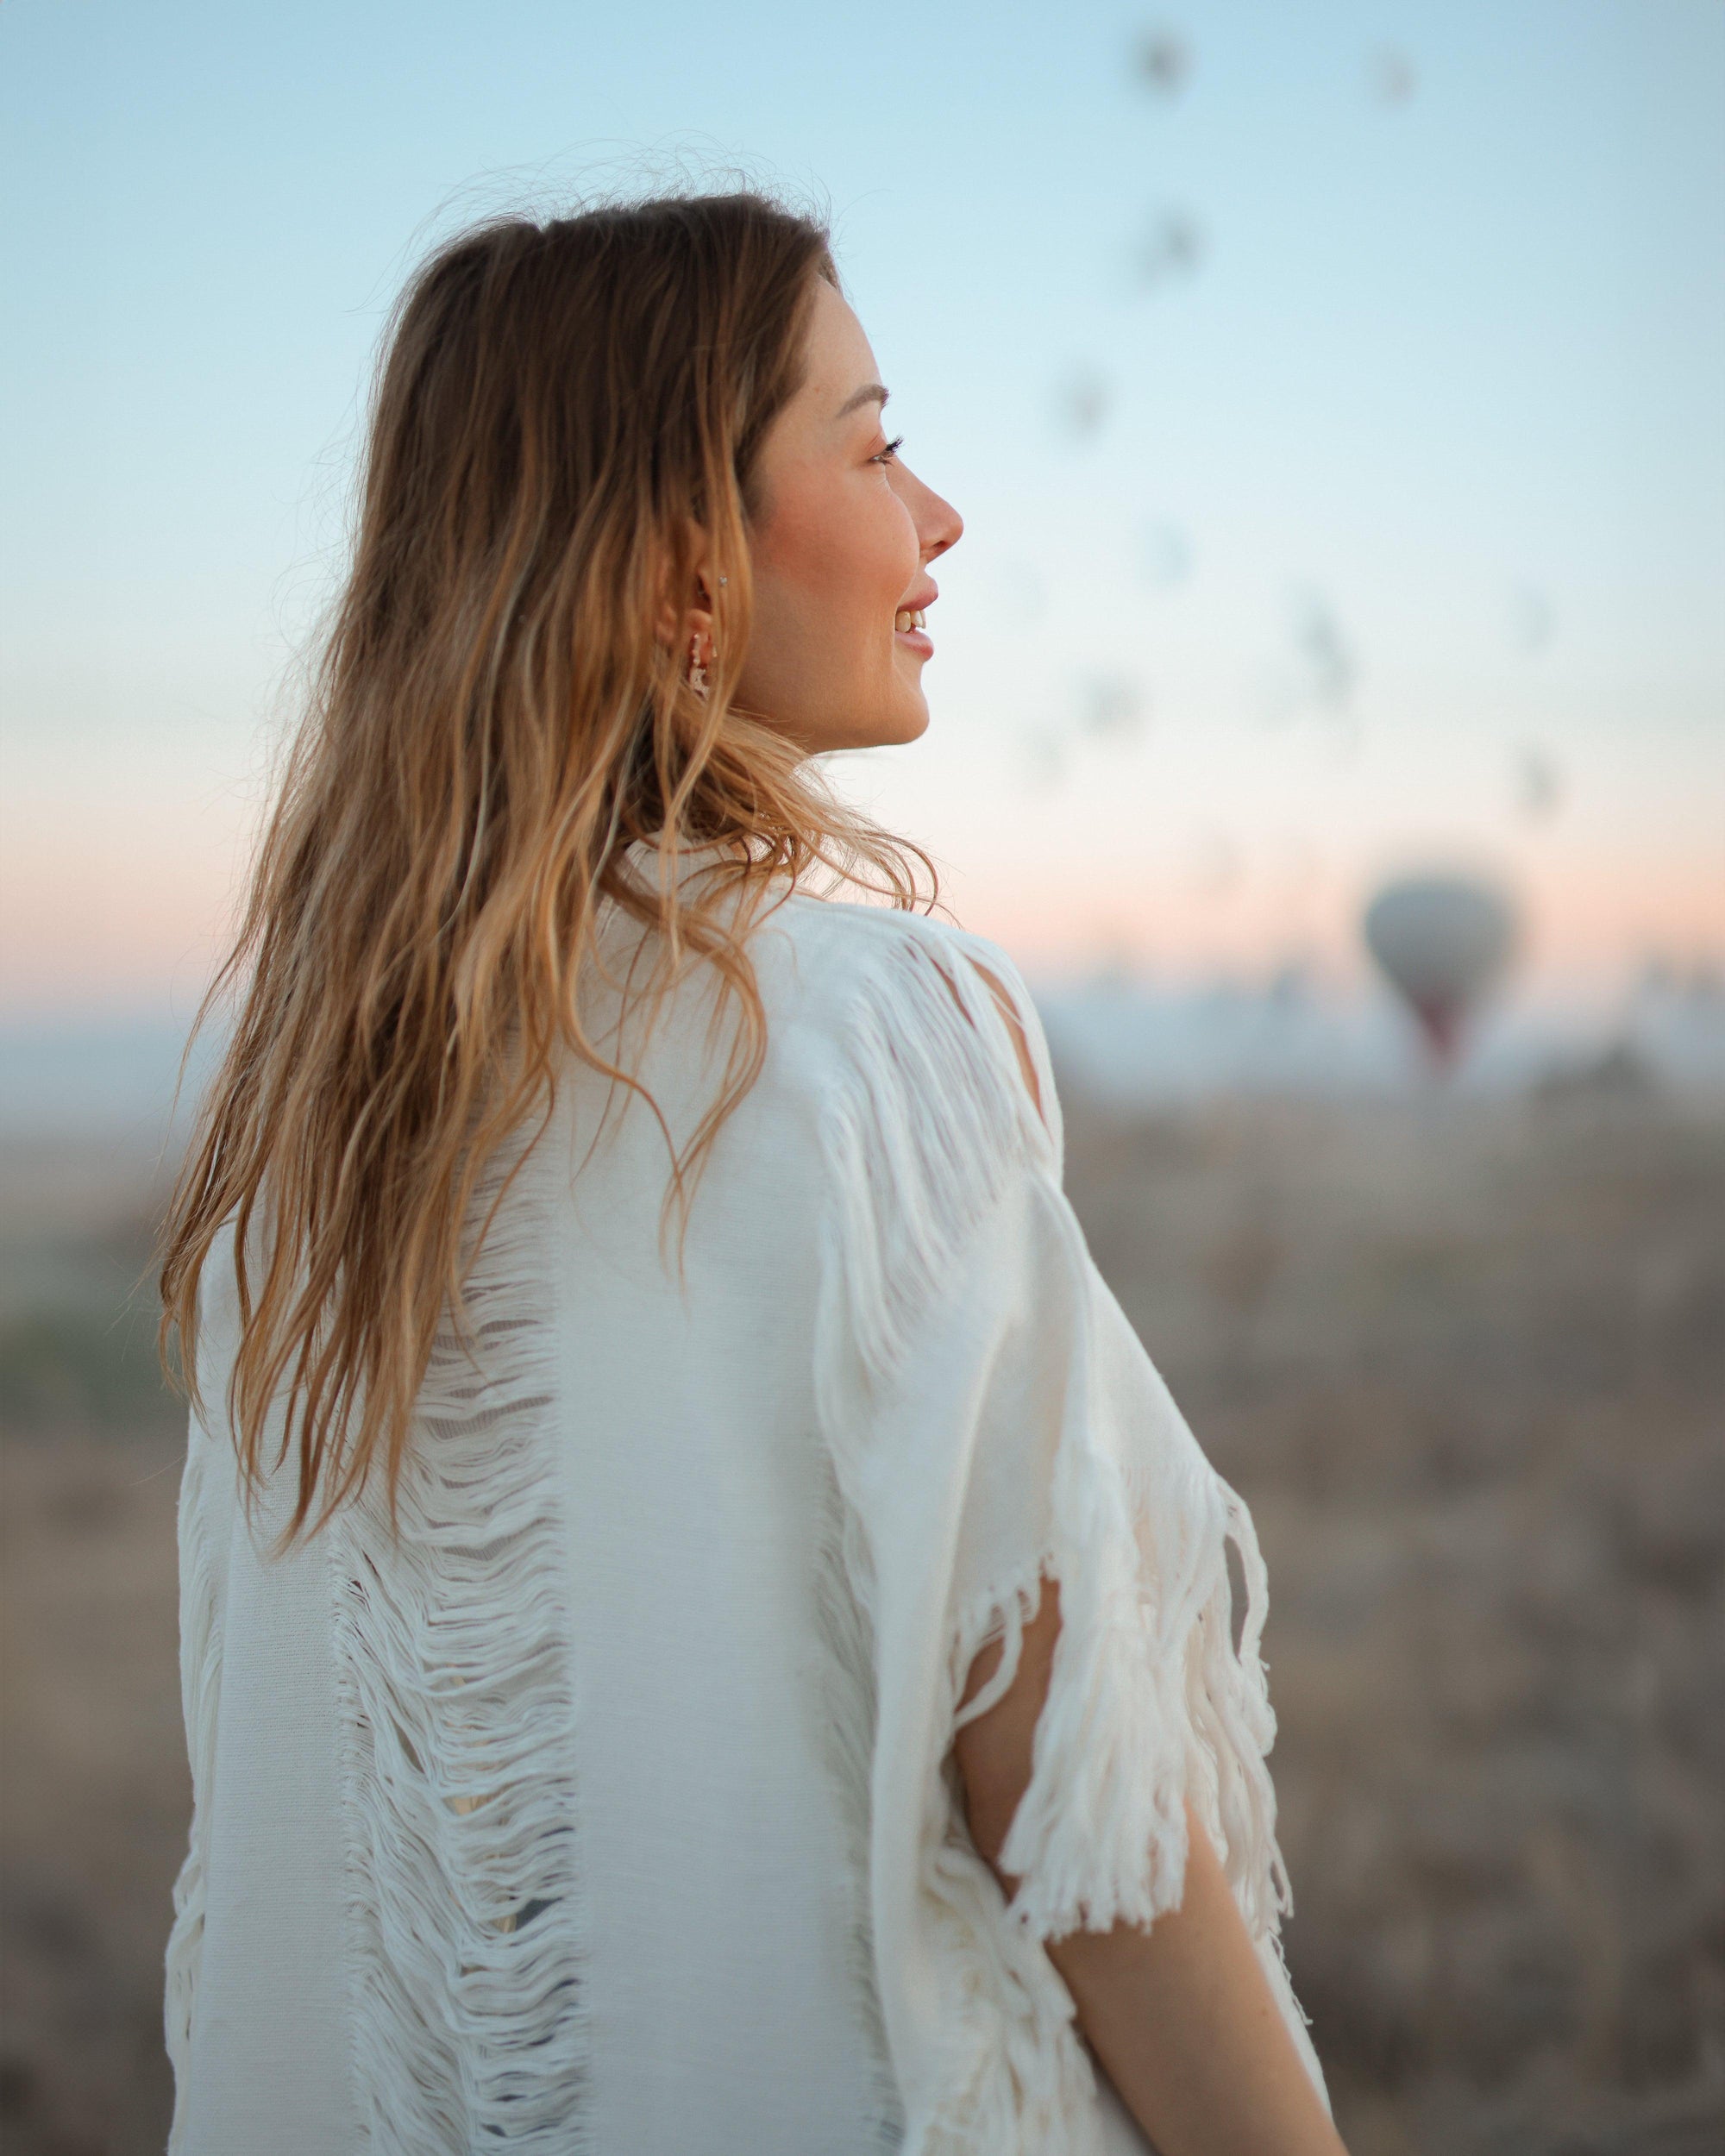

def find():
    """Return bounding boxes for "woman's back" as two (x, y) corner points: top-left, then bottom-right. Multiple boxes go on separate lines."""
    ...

(173, 853), (889, 2149)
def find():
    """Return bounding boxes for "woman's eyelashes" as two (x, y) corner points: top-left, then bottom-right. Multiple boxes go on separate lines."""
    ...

(871, 434), (906, 466)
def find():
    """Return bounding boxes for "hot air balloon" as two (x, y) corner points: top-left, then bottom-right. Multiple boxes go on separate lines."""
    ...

(1053, 367), (1111, 442)
(1363, 872), (1519, 1070)
(1130, 27), (1192, 99)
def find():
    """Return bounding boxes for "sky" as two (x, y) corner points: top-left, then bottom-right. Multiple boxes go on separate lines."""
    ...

(2, 0), (1721, 1025)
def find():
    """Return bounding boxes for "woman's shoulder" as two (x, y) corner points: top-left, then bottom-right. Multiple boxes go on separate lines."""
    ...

(764, 892), (1045, 1060)
(757, 894), (1063, 1387)
(769, 893), (1057, 1141)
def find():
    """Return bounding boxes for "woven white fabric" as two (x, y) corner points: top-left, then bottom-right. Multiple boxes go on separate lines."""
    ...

(166, 839), (1328, 2153)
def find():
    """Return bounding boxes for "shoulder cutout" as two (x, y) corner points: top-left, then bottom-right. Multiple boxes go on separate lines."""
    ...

(936, 954), (1048, 1134)
(809, 910), (1058, 1403)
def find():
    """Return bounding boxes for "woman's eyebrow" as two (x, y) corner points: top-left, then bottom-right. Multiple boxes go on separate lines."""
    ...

(834, 381), (890, 419)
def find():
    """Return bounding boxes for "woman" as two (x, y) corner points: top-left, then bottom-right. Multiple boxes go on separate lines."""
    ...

(157, 188), (1345, 2156)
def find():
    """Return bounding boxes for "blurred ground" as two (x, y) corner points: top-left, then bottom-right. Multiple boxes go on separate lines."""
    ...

(1, 1135), (187, 2156)
(1062, 1079), (1725, 2155)
(2, 1081), (1722, 2154)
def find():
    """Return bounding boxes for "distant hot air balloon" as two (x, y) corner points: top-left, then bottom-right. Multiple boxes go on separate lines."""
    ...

(1077, 672), (1148, 741)
(1363, 872), (1519, 1070)
(1515, 745), (1563, 822)
(1054, 366), (1112, 442)
(1133, 206), (1206, 291)
(1131, 27), (1192, 99)
(1366, 45), (1417, 105)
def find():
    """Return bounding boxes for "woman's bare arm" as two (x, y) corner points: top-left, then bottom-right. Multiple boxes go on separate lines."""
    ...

(954, 1581), (1348, 2156)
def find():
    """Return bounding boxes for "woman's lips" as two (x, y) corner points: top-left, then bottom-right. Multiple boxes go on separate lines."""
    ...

(894, 623), (934, 657)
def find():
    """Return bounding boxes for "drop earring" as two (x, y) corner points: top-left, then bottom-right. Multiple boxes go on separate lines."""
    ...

(687, 573), (724, 696)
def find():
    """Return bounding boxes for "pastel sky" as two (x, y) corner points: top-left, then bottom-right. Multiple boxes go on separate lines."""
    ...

(2, 0), (1721, 1021)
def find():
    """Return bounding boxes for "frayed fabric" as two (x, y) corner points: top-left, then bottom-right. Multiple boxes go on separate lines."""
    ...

(975, 1185), (1287, 1947)
(813, 914), (1062, 1407)
(809, 907), (1326, 2153)
(327, 1127), (591, 2153)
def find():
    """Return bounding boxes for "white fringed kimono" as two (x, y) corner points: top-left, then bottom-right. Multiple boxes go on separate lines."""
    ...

(166, 839), (1329, 2153)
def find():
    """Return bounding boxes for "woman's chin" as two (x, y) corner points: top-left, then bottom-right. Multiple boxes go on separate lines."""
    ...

(803, 697), (930, 755)
(862, 709), (930, 751)
(875, 684), (932, 747)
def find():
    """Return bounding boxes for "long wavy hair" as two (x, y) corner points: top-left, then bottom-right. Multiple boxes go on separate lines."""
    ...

(156, 188), (935, 1547)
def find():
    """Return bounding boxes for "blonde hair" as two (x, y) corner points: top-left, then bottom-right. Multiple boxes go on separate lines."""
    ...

(157, 188), (935, 1546)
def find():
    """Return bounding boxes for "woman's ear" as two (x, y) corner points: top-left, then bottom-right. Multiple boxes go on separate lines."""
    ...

(652, 517), (718, 651)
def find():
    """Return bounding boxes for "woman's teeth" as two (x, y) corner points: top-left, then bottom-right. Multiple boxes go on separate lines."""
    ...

(894, 608), (927, 633)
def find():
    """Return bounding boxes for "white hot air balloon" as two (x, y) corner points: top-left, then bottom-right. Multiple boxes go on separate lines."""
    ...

(1363, 872), (1519, 1070)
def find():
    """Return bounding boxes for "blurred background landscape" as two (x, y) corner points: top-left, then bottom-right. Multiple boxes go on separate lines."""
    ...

(4, 1080), (1722, 2155)
(2, 1), (1721, 2151)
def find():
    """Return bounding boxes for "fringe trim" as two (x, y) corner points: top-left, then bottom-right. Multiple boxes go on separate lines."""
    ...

(809, 911), (1308, 2152)
(950, 1456), (1290, 1942)
(329, 1119), (591, 2153)
(813, 913), (1059, 1407)
(811, 916), (1102, 2153)
(165, 1412), (224, 2150)
(923, 1183), (1306, 2149)
(993, 1385), (1287, 1940)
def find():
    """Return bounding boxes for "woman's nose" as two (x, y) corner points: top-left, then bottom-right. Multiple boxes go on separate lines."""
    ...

(920, 485), (963, 561)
